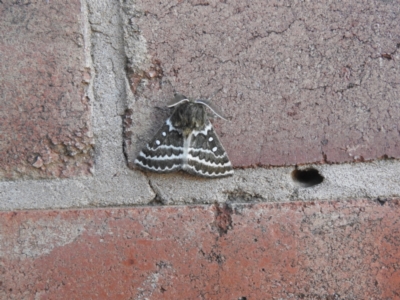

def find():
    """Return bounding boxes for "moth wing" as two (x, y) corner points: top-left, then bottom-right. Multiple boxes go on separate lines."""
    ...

(184, 121), (234, 178)
(135, 118), (184, 173)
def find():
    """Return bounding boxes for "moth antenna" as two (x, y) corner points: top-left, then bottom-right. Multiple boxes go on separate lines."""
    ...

(196, 100), (227, 120)
(167, 93), (189, 107)
(197, 88), (227, 120)
(196, 99), (227, 120)
(208, 88), (223, 101)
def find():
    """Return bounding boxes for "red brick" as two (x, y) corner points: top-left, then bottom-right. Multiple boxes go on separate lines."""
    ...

(0, 0), (93, 179)
(1, 199), (399, 299)
(127, 1), (400, 167)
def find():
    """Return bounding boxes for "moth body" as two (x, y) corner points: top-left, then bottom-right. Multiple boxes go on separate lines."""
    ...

(135, 95), (233, 178)
(170, 101), (207, 137)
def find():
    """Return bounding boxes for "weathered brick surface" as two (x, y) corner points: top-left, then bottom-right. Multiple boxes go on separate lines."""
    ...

(126, 0), (400, 168)
(0, 0), (93, 179)
(1, 199), (399, 299)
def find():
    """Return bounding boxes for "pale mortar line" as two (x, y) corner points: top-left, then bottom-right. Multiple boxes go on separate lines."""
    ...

(2, 159), (400, 210)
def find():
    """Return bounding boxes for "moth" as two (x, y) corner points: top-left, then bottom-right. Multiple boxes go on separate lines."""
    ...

(135, 93), (234, 178)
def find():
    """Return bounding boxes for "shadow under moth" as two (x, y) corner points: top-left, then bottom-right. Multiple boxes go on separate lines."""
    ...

(135, 94), (233, 178)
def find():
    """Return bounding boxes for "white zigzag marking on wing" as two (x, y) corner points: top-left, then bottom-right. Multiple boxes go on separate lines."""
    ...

(185, 164), (234, 177)
(146, 144), (183, 152)
(192, 122), (212, 136)
(165, 118), (179, 132)
(134, 159), (181, 171)
(188, 148), (227, 158)
(139, 151), (183, 161)
(187, 154), (232, 168)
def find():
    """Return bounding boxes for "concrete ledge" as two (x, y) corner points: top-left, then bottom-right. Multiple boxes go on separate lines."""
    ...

(1, 157), (400, 210)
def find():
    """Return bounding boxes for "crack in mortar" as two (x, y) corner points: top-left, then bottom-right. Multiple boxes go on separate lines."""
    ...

(147, 177), (164, 205)
(225, 188), (266, 204)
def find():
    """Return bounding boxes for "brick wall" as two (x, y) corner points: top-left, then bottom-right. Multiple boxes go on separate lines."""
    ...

(1, 0), (399, 299)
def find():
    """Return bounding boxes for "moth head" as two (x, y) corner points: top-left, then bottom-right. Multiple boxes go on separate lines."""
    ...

(169, 99), (207, 135)
(168, 92), (227, 121)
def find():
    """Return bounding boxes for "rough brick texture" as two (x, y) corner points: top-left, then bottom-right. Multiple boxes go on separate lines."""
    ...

(0, 0), (93, 179)
(1, 199), (399, 299)
(126, 0), (400, 168)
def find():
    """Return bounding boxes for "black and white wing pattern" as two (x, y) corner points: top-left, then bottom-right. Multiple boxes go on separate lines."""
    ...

(135, 96), (234, 178)
(135, 118), (183, 173)
(183, 121), (233, 177)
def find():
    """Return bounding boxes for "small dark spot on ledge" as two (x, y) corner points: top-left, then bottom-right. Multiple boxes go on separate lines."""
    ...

(375, 197), (387, 206)
(347, 83), (355, 89)
(291, 168), (324, 188)
(124, 108), (133, 116)
(381, 53), (392, 60)
(321, 139), (328, 146)
(193, 1), (210, 6)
